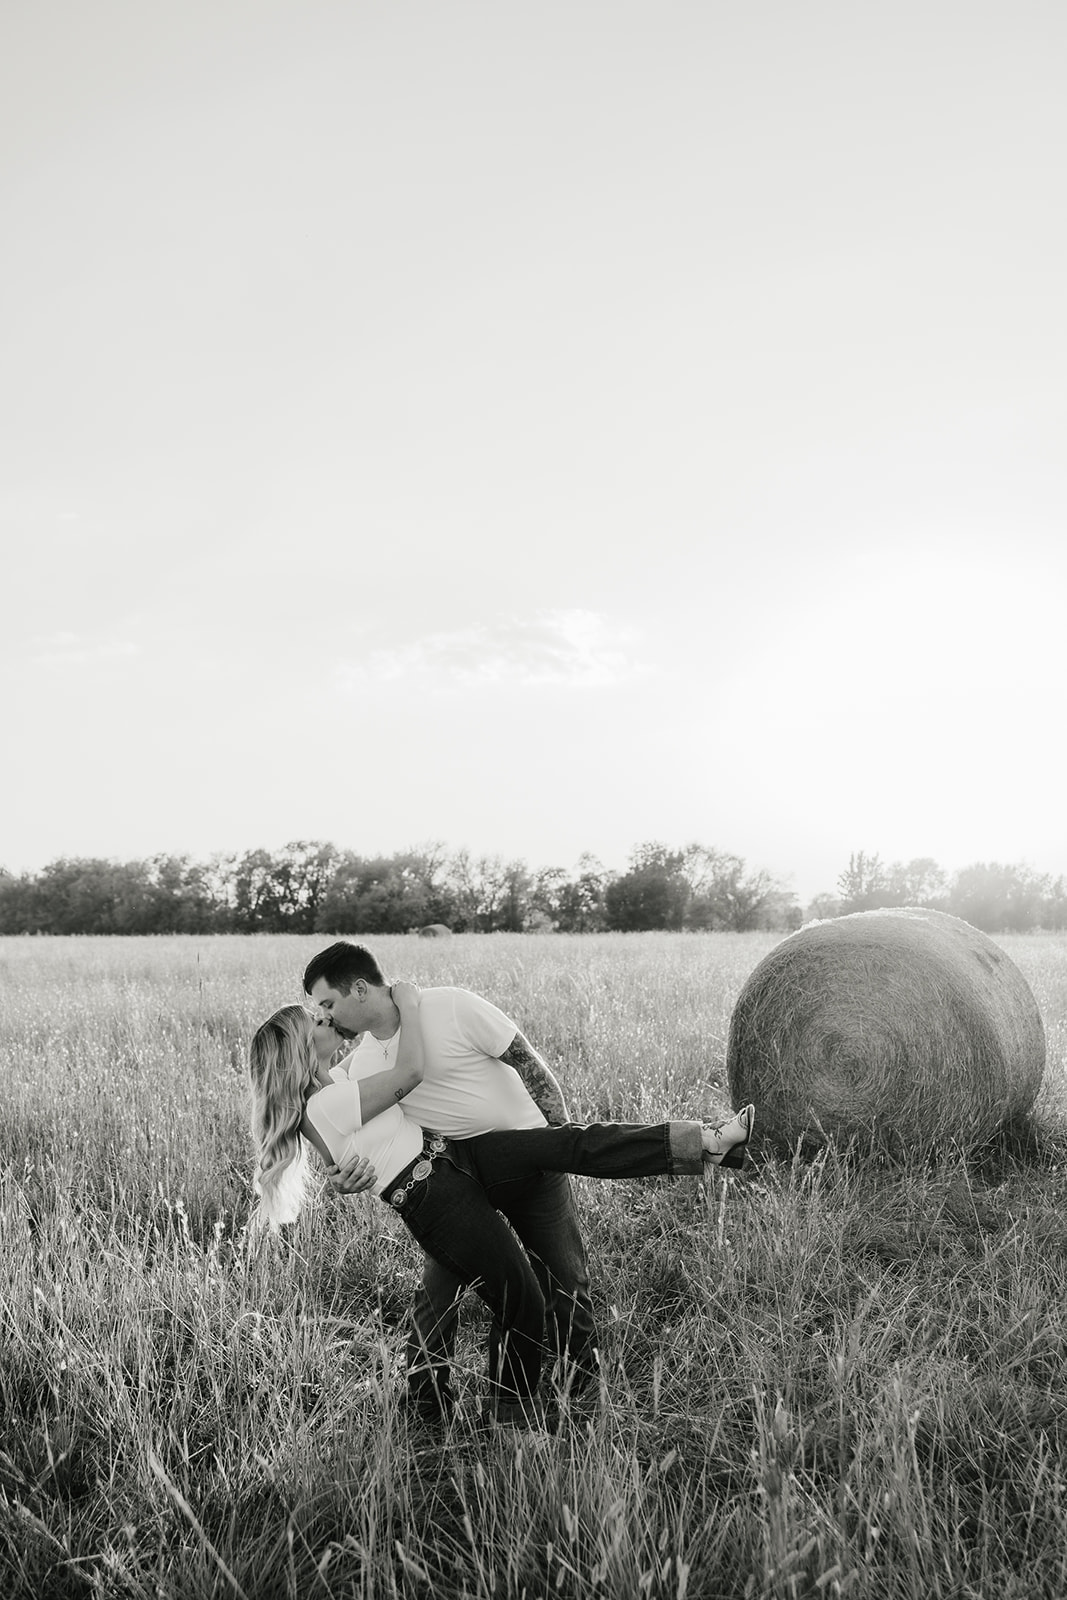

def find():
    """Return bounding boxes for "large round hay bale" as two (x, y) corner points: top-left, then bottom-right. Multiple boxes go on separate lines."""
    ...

(726, 907), (1045, 1155)
(417, 923), (452, 938)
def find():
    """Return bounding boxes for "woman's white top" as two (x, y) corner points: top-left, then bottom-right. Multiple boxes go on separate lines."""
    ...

(303, 1055), (424, 1197)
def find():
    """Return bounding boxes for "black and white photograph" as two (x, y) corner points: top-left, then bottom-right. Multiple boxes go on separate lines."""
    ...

(2, 3), (1066, 1595)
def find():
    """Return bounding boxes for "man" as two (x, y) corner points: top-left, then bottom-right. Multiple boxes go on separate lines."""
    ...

(302, 940), (598, 1420)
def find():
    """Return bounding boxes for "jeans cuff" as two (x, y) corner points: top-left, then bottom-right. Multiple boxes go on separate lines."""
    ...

(667, 1121), (705, 1173)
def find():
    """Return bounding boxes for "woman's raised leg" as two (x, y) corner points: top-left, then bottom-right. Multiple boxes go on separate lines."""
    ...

(464, 1120), (703, 1188)
(464, 1109), (754, 1188)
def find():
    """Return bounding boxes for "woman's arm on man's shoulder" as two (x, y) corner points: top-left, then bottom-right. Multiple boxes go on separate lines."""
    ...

(356, 980), (426, 1123)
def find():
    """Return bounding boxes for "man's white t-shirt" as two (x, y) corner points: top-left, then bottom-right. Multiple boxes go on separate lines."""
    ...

(337, 985), (547, 1137)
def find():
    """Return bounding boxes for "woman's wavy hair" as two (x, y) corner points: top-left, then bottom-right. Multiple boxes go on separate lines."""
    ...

(248, 1004), (316, 1230)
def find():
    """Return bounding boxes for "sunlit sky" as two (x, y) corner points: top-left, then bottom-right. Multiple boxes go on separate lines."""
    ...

(3, 1), (1065, 905)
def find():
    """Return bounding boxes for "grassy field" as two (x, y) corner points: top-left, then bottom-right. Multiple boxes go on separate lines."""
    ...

(2, 931), (1067, 1600)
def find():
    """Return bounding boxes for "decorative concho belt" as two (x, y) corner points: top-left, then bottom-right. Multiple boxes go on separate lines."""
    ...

(387, 1134), (448, 1209)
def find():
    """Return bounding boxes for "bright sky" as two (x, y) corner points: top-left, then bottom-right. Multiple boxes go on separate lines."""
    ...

(3, 1), (1065, 905)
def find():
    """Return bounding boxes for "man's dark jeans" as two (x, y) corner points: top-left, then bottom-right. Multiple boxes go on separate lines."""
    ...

(400, 1155), (565, 1411)
(401, 1121), (704, 1412)
(407, 1169), (596, 1414)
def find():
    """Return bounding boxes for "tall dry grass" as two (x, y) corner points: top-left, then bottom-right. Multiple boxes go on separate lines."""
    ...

(1, 932), (1067, 1599)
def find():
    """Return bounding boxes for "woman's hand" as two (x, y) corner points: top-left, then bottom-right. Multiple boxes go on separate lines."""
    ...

(326, 1155), (378, 1196)
(391, 979), (421, 1010)
(313, 1017), (343, 1066)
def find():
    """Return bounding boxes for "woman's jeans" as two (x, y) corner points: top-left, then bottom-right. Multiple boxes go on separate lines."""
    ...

(395, 1121), (704, 1412)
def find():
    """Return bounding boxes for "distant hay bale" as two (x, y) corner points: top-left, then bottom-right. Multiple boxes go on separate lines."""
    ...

(726, 907), (1045, 1155)
(417, 923), (452, 938)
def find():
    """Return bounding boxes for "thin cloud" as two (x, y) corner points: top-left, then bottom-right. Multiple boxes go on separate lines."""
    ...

(338, 610), (651, 693)
(30, 632), (139, 668)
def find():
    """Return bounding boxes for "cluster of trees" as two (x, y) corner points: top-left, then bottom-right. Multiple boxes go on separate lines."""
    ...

(0, 840), (795, 936)
(811, 851), (1067, 933)
(1, 843), (1064, 937)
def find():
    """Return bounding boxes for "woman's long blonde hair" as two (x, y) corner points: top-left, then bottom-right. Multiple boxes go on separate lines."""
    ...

(248, 1004), (315, 1229)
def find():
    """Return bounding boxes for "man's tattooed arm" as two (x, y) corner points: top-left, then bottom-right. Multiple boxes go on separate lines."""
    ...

(498, 1031), (570, 1125)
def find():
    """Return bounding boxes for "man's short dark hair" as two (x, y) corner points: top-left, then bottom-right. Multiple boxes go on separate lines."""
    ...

(303, 941), (386, 995)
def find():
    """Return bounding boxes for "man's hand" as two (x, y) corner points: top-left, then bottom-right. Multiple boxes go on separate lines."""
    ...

(326, 1153), (378, 1196)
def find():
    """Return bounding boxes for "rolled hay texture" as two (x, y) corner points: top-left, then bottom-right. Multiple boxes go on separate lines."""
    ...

(726, 907), (1045, 1155)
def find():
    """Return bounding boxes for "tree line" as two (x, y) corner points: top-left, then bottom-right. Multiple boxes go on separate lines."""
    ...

(0, 842), (1064, 937)
(820, 850), (1067, 933)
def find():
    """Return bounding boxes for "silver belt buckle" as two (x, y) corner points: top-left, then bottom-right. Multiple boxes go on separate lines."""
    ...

(390, 1144), (441, 1209)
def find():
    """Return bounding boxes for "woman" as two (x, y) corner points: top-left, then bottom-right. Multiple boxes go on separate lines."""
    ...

(249, 982), (754, 1421)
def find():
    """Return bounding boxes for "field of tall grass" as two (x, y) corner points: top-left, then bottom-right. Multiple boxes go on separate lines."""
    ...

(2, 931), (1067, 1600)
